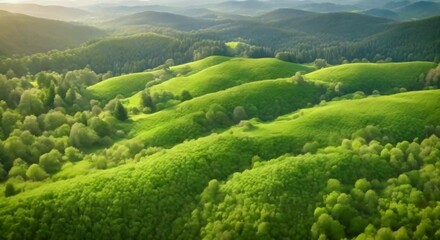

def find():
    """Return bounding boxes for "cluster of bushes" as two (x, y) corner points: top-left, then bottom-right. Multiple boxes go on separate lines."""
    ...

(183, 126), (440, 239)
(0, 68), (129, 187)
(312, 134), (440, 239)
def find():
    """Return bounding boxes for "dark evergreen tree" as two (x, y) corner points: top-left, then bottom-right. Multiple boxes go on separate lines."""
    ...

(114, 101), (128, 121)
(45, 83), (56, 108)
(4, 182), (15, 197)
(180, 90), (192, 102)
(141, 90), (156, 112)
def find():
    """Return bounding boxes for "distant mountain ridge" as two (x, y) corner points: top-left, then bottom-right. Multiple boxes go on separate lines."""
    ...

(0, 3), (90, 21)
(109, 11), (221, 30)
(0, 10), (105, 56)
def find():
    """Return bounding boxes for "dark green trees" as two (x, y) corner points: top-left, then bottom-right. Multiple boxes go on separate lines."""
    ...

(114, 101), (128, 121)
(233, 106), (248, 123)
(180, 90), (192, 102)
(39, 150), (62, 174)
(4, 182), (16, 197)
(140, 90), (156, 112)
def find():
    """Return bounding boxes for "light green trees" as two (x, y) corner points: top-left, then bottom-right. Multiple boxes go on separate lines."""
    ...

(17, 90), (44, 116)
(233, 106), (248, 123)
(69, 123), (100, 149)
(39, 149), (62, 174)
(26, 164), (49, 181)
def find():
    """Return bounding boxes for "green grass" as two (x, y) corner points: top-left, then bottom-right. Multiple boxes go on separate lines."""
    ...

(305, 61), (436, 94)
(125, 58), (314, 108)
(1, 90), (439, 239)
(88, 72), (157, 101)
(130, 79), (325, 147)
(238, 89), (440, 150)
(150, 58), (313, 97)
(87, 56), (232, 101)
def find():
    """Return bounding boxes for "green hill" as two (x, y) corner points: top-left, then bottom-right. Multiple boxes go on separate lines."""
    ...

(109, 11), (219, 30)
(131, 78), (325, 147)
(147, 58), (314, 98)
(244, 90), (440, 147)
(121, 57), (312, 109)
(276, 12), (394, 40)
(299, 2), (360, 12)
(305, 61), (436, 94)
(0, 33), (188, 76)
(347, 16), (440, 62)
(362, 8), (400, 20)
(1, 90), (440, 239)
(398, 1), (440, 19)
(257, 8), (316, 22)
(0, 10), (105, 56)
(88, 56), (232, 101)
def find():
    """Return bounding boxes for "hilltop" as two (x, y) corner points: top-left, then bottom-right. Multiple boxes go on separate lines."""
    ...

(257, 8), (316, 22)
(305, 61), (436, 93)
(348, 15), (440, 61)
(108, 11), (219, 30)
(275, 12), (394, 40)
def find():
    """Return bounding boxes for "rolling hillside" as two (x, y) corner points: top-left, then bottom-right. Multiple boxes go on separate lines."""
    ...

(298, 2), (360, 12)
(305, 61), (436, 93)
(0, 0), (439, 238)
(130, 78), (325, 146)
(147, 58), (313, 97)
(0, 33), (189, 75)
(398, 1), (440, 19)
(275, 12), (394, 40)
(109, 11), (219, 30)
(86, 59), (437, 150)
(362, 8), (400, 20)
(348, 16), (440, 61)
(0, 50), (439, 239)
(88, 56), (232, 100)
(257, 8), (316, 22)
(1, 89), (440, 239)
(0, 10), (104, 56)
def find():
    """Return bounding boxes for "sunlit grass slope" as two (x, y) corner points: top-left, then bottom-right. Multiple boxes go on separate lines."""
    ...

(148, 58), (313, 97)
(1, 90), (439, 239)
(88, 72), (156, 100)
(305, 61), (435, 93)
(241, 90), (440, 151)
(131, 79), (325, 146)
(125, 58), (314, 109)
(87, 56), (232, 101)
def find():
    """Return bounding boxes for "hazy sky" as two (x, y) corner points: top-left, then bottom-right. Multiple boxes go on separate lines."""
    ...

(0, 0), (154, 7)
(0, 0), (371, 7)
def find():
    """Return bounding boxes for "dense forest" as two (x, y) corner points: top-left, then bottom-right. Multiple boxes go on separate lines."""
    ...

(0, 10), (439, 77)
(1, 0), (440, 239)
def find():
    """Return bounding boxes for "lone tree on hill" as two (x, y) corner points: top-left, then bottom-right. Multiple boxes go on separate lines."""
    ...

(141, 90), (156, 112)
(181, 90), (193, 102)
(114, 100), (128, 121)
(314, 59), (327, 69)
